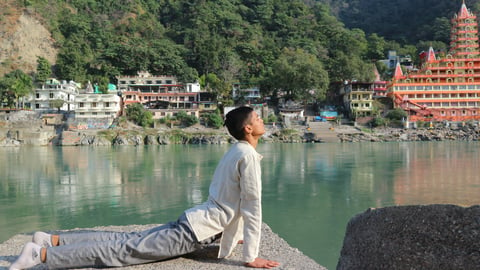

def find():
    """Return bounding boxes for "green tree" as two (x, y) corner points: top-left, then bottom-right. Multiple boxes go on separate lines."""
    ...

(125, 103), (153, 127)
(366, 33), (386, 61)
(35, 56), (51, 84)
(267, 48), (329, 102)
(386, 108), (408, 121)
(203, 111), (223, 128)
(2, 70), (33, 108)
(49, 99), (65, 112)
(175, 111), (198, 127)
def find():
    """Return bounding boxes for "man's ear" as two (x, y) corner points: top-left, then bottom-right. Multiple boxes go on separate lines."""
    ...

(243, 124), (253, 135)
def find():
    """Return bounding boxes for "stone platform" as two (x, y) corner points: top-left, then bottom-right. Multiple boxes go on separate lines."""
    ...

(0, 223), (326, 270)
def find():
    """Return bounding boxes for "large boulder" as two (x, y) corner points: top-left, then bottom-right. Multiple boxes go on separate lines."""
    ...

(337, 204), (480, 269)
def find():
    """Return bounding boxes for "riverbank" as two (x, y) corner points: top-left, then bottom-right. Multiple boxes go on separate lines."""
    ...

(1, 110), (480, 146)
(0, 223), (325, 270)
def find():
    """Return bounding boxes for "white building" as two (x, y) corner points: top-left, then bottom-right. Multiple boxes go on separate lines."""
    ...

(33, 79), (79, 111)
(232, 83), (261, 101)
(74, 93), (121, 119)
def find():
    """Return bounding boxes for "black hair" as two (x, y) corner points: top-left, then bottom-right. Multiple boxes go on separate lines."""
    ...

(224, 106), (254, 140)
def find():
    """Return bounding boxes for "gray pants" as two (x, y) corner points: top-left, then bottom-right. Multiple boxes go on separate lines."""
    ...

(46, 213), (219, 269)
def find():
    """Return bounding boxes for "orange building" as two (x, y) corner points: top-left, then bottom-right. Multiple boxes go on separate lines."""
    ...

(387, 1), (480, 122)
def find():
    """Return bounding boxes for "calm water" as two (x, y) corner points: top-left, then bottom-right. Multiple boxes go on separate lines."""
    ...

(1, 142), (480, 269)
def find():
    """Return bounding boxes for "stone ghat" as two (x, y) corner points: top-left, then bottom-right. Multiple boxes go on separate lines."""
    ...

(0, 223), (325, 270)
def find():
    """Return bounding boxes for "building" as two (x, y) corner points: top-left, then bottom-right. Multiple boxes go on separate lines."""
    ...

(339, 65), (386, 119)
(387, 2), (480, 122)
(232, 83), (261, 102)
(117, 71), (207, 119)
(33, 79), (78, 112)
(341, 81), (375, 118)
(74, 93), (121, 119)
(117, 71), (200, 108)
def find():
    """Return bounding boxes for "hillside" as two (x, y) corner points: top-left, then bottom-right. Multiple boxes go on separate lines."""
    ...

(320, 0), (480, 44)
(1, 0), (477, 97)
(0, 0), (57, 76)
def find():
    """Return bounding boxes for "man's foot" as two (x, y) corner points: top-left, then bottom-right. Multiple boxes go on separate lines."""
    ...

(9, 242), (42, 270)
(32, 231), (52, 247)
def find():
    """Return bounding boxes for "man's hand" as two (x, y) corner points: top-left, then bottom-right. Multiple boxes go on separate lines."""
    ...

(245, 257), (280, 268)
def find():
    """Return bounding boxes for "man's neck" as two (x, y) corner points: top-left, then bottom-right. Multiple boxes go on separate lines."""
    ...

(243, 135), (259, 149)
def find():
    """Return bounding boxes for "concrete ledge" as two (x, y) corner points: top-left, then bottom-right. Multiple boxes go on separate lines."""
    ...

(0, 223), (326, 270)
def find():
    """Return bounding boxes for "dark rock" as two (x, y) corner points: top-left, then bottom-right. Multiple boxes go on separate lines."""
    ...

(337, 204), (480, 270)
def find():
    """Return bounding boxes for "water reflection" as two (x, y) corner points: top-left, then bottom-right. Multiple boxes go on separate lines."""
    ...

(1, 142), (479, 270)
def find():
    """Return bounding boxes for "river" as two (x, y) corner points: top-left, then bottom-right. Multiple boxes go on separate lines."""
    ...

(1, 141), (479, 269)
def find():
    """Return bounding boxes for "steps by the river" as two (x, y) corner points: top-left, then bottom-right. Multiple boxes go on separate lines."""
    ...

(307, 121), (340, 143)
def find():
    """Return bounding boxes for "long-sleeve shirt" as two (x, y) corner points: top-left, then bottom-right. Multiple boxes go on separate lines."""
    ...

(185, 141), (263, 263)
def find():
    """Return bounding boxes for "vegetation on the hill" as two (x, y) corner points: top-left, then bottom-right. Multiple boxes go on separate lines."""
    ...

(1, 0), (473, 109)
(12, 0), (382, 104)
(321, 0), (479, 63)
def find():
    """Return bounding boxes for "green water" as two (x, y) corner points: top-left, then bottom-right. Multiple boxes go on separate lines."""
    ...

(1, 142), (479, 269)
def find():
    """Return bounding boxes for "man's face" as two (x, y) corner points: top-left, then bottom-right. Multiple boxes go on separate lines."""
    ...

(247, 111), (265, 137)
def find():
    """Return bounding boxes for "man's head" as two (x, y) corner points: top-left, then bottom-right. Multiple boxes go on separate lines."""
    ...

(224, 106), (264, 140)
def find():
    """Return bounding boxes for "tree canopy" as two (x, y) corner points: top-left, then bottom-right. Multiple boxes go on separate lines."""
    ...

(10, 0), (384, 104)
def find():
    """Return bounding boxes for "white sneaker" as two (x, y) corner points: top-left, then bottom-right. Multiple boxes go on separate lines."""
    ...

(32, 231), (52, 247)
(9, 242), (42, 270)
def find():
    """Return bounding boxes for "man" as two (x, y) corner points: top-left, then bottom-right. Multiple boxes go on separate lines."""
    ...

(10, 106), (280, 269)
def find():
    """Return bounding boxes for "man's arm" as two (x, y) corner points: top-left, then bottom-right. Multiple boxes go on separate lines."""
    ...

(239, 154), (280, 268)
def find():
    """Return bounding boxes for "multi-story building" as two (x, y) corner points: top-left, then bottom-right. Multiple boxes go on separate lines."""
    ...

(117, 71), (201, 109)
(339, 65), (386, 119)
(342, 81), (375, 118)
(74, 94), (121, 119)
(387, 2), (480, 122)
(232, 83), (261, 102)
(33, 79), (78, 111)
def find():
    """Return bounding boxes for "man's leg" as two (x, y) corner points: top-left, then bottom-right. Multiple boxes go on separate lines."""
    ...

(45, 213), (207, 268)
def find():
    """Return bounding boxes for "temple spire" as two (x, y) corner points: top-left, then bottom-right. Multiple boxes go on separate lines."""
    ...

(393, 62), (403, 79)
(459, 0), (470, 18)
(426, 46), (436, 62)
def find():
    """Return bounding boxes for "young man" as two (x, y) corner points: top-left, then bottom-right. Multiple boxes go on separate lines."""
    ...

(10, 106), (280, 270)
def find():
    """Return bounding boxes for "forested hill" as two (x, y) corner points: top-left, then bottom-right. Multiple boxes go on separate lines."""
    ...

(319, 0), (480, 44)
(1, 0), (478, 102)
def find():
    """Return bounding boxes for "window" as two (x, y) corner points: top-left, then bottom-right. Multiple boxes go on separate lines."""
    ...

(166, 80), (172, 84)
(105, 102), (110, 107)
(36, 104), (40, 109)
(49, 93), (54, 98)
(79, 103), (84, 108)
(92, 102), (97, 108)
(36, 93), (40, 98)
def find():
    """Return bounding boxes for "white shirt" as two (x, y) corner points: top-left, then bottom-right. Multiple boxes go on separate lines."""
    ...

(185, 141), (263, 263)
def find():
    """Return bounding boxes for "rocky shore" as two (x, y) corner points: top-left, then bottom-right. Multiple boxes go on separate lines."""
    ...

(2, 124), (480, 147)
(1, 110), (480, 146)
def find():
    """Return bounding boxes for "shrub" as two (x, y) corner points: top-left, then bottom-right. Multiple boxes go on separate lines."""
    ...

(386, 108), (408, 121)
(125, 103), (153, 127)
(203, 112), (224, 128)
(175, 111), (198, 127)
(370, 117), (387, 127)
